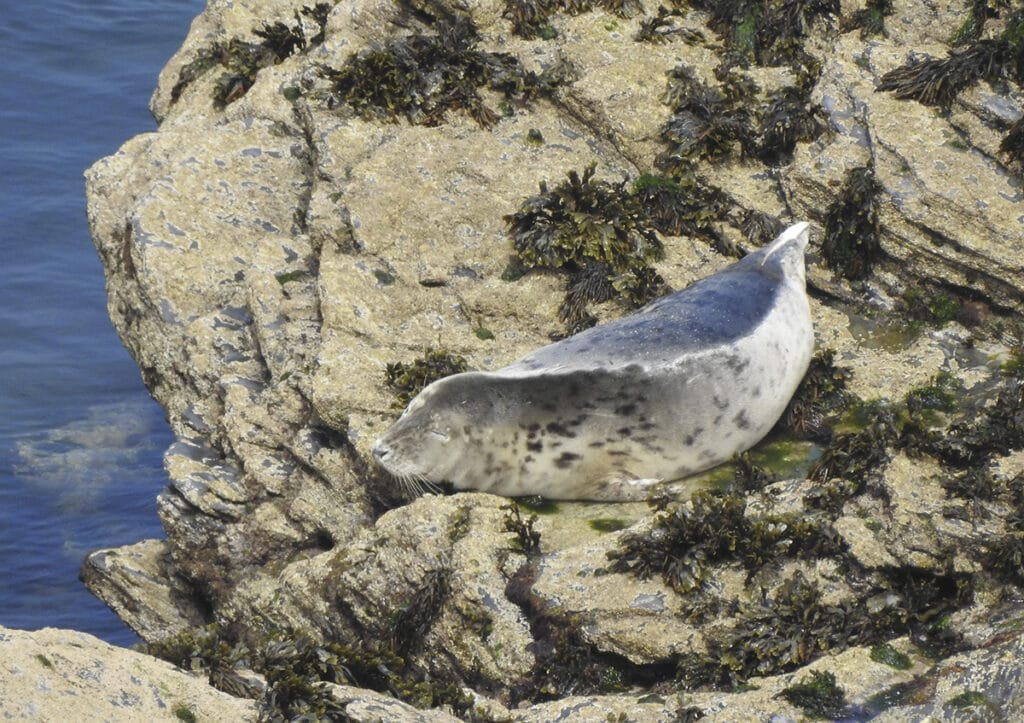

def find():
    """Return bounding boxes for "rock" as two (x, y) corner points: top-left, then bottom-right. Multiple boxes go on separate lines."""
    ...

(0, 624), (256, 721)
(82, 0), (1024, 719)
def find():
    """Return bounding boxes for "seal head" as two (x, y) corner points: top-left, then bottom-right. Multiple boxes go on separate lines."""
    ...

(373, 222), (813, 501)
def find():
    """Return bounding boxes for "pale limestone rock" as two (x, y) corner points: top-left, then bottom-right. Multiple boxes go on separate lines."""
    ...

(81, 0), (1024, 719)
(0, 625), (255, 721)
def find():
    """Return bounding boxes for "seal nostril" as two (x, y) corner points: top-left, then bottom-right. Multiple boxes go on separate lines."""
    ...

(373, 445), (389, 462)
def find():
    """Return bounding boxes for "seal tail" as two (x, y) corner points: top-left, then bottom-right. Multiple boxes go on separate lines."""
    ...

(760, 222), (809, 266)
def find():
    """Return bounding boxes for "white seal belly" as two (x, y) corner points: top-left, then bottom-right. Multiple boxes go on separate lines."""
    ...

(372, 222), (814, 501)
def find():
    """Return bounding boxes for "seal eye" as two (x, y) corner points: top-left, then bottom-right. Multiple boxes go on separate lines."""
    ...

(429, 429), (450, 443)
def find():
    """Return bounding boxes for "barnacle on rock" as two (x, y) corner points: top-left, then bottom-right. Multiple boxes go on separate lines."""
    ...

(505, 164), (667, 329)
(319, 17), (569, 127)
(821, 165), (882, 280)
(384, 349), (470, 406)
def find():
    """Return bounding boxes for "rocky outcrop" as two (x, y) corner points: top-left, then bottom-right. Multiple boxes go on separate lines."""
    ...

(0, 624), (256, 721)
(82, 0), (1024, 718)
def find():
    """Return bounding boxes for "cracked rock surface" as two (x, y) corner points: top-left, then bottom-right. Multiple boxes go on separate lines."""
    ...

(77, 0), (1024, 719)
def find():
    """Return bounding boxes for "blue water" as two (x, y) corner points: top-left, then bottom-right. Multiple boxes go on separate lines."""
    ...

(0, 1), (204, 646)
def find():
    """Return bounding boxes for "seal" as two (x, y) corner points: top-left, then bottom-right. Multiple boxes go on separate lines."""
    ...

(372, 222), (814, 501)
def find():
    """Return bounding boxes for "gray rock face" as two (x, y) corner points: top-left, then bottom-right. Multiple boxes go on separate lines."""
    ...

(0, 624), (256, 721)
(82, 0), (1024, 718)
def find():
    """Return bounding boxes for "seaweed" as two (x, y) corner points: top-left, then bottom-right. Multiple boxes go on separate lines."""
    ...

(656, 67), (759, 170)
(656, 61), (825, 172)
(256, 629), (472, 718)
(631, 173), (726, 238)
(504, 0), (648, 39)
(607, 491), (845, 594)
(877, 39), (1014, 106)
(384, 349), (470, 405)
(870, 642), (913, 669)
(877, 5), (1024, 108)
(740, 209), (783, 245)
(777, 670), (850, 719)
(389, 565), (452, 655)
(505, 164), (667, 328)
(258, 633), (354, 721)
(503, 501), (543, 555)
(170, 4), (332, 108)
(635, 6), (706, 43)
(777, 349), (851, 442)
(730, 453), (776, 493)
(821, 165), (882, 280)
(319, 17), (571, 127)
(927, 374), (1024, 468)
(710, 567), (969, 684)
(904, 371), (961, 416)
(1001, 115), (1024, 164)
(841, 0), (893, 39)
(689, 0), (839, 67)
(756, 83), (826, 163)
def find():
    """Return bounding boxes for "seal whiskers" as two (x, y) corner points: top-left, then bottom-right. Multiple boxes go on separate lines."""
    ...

(372, 222), (814, 501)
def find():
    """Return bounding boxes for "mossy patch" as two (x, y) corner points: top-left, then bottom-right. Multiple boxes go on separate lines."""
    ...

(870, 642), (913, 669)
(588, 517), (630, 533)
(172, 705), (197, 723)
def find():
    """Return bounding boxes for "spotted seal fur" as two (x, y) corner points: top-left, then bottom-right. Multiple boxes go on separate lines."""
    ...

(372, 222), (813, 501)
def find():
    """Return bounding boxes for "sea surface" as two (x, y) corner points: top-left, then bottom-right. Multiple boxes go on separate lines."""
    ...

(0, 0), (204, 646)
